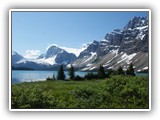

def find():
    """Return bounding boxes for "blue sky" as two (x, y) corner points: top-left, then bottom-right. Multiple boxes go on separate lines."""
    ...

(12, 11), (148, 56)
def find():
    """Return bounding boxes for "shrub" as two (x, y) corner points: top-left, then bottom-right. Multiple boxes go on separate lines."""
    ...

(74, 75), (84, 80)
(12, 75), (149, 109)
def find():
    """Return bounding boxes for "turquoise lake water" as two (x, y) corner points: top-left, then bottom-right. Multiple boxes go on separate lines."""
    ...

(12, 70), (148, 83)
(12, 70), (86, 83)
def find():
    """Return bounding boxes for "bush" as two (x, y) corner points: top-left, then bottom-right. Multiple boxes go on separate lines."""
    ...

(74, 75), (84, 80)
(46, 77), (53, 81)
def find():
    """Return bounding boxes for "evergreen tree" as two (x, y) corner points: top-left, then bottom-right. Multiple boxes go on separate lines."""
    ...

(117, 66), (125, 75)
(57, 65), (65, 80)
(107, 69), (113, 78)
(98, 65), (106, 79)
(52, 74), (56, 80)
(68, 64), (75, 80)
(85, 72), (98, 80)
(126, 63), (135, 76)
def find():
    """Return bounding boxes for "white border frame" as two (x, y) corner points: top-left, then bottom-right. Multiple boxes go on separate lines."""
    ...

(9, 9), (151, 111)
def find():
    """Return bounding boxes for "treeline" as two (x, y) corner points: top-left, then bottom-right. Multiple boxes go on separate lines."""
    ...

(46, 63), (136, 81)
(12, 66), (34, 70)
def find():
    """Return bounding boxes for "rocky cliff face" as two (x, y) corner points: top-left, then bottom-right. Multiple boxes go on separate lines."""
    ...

(72, 16), (149, 72)
(104, 16), (148, 54)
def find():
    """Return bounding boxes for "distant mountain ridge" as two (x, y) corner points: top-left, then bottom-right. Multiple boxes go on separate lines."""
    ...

(12, 45), (77, 70)
(12, 16), (149, 72)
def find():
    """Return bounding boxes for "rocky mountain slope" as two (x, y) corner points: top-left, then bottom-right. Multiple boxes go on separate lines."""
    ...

(71, 16), (149, 72)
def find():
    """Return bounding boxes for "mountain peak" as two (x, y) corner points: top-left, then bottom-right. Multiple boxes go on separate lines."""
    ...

(46, 44), (59, 51)
(45, 45), (64, 58)
(12, 51), (24, 64)
(123, 16), (148, 30)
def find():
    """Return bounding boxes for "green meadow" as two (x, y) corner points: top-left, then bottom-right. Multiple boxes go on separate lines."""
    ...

(11, 75), (149, 109)
(11, 76), (149, 109)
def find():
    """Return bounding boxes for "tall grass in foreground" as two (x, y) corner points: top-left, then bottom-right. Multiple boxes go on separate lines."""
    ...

(11, 75), (149, 109)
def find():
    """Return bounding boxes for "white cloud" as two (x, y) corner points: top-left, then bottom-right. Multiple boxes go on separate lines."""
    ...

(24, 50), (41, 59)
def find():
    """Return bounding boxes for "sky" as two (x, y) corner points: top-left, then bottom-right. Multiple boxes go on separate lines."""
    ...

(12, 10), (148, 57)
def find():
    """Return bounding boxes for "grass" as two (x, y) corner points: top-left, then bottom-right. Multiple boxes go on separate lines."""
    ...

(11, 75), (149, 109)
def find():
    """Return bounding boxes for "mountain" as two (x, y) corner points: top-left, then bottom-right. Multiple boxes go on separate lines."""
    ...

(12, 51), (48, 69)
(44, 44), (77, 64)
(71, 16), (149, 72)
(12, 45), (77, 70)
(12, 16), (149, 72)
(12, 51), (24, 64)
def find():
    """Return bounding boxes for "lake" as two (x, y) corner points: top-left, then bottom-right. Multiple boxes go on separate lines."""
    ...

(12, 70), (86, 83)
(11, 70), (148, 84)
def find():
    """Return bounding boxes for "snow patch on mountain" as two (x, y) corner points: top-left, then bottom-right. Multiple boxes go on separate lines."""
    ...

(32, 56), (57, 65)
(17, 55), (57, 65)
(46, 44), (89, 57)
(108, 66), (113, 69)
(136, 33), (146, 40)
(101, 39), (109, 42)
(82, 52), (97, 64)
(17, 59), (27, 64)
(117, 53), (137, 64)
(136, 25), (148, 30)
(60, 47), (83, 57)
(125, 41), (133, 43)
(143, 66), (148, 70)
(103, 50), (119, 67)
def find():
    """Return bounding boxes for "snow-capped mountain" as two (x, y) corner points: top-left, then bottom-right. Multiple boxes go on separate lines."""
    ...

(12, 16), (149, 72)
(71, 16), (149, 72)
(12, 45), (77, 70)
(44, 44), (77, 64)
